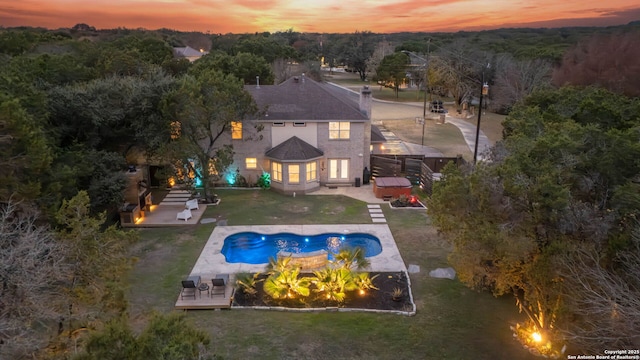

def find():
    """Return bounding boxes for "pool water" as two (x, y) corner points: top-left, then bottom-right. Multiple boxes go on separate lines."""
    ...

(221, 231), (383, 264)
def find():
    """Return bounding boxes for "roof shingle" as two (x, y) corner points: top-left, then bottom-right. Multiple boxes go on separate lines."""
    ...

(245, 76), (368, 121)
(265, 136), (324, 161)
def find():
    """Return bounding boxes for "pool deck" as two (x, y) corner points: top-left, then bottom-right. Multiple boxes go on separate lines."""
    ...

(190, 224), (407, 276)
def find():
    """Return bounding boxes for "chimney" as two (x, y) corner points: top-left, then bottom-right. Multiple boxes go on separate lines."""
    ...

(359, 85), (372, 119)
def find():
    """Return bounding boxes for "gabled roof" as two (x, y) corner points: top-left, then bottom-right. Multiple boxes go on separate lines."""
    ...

(245, 76), (368, 121)
(173, 46), (208, 58)
(371, 125), (386, 143)
(265, 136), (324, 161)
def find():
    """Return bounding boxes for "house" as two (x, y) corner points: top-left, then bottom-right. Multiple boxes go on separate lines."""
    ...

(224, 74), (373, 194)
(173, 46), (208, 62)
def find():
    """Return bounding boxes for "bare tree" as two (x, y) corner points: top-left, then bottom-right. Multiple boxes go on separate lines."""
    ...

(491, 55), (552, 113)
(366, 39), (394, 83)
(552, 30), (640, 97)
(0, 201), (70, 359)
(557, 229), (640, 352)
(272, 58), (293, 84)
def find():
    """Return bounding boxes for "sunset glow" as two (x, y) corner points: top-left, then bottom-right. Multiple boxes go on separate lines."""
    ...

(1, 0), (639, 33)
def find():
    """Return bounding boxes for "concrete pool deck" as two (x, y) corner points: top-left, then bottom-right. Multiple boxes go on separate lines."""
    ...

(189, 224), (408, 277)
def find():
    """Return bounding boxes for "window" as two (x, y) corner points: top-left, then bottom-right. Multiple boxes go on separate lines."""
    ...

(245, 158), (257, 169)
(329, 159), (349, 180)
(272, 122), (285, 127)
(293, 122), (306, 127)
(306, 161), (317, 182)
(329, 122), (350, 139)
(288, 164), (300, 184)
(272, 162), (282, 182)
(231, 121), (242, 139)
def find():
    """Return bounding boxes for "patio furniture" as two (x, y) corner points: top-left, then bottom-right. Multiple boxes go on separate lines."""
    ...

(197, 282), (209, 298)
(176, 209), (192, 221)
(185, 199), (199, 210)
(181, 275), (200, 300)
(211, 274), (229, 298)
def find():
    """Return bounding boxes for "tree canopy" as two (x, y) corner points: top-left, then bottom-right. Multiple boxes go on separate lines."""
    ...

(428, 86), (640, 353)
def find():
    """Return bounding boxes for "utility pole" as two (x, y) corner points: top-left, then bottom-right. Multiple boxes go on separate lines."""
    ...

(473, 67), (490, 164)
(402, 47), (430, 146)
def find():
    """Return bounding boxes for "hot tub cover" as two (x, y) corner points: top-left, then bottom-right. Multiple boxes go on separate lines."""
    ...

(374, 177), (412, 188)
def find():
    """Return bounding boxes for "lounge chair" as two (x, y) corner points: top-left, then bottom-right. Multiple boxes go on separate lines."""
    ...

(176, 209), (192, 221)
(211, 274), (229, 297)
(180, 276), (200, 300)
(185, 199), (199, 210)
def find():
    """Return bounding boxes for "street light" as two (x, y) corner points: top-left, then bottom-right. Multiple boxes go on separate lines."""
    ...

(473, 65), (490, 164)
(401, 49), (429, 146)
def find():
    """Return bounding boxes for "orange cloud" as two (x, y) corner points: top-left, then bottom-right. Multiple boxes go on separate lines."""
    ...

(0, 0), (638, 33)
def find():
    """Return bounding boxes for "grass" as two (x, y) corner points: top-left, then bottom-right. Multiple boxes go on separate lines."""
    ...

(127, 189), (536, 359)
(382, 119), (472, 159)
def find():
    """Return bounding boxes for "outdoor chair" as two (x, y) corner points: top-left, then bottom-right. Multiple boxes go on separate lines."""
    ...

(185, 199), (199, 210)
(180, 278), (199, 300)
(176, 209), (192, 221)
(211, 274), (228, 298)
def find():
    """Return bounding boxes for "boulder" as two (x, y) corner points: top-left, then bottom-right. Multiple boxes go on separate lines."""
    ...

(429, 267), (456, 279)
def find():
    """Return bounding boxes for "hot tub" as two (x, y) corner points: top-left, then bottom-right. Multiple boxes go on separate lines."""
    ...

(373, 177), (412, 199)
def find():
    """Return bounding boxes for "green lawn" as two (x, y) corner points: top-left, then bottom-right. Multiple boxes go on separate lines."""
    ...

(127, 189), (536, 359)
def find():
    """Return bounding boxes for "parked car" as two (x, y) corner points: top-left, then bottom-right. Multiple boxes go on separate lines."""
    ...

(430, 100), (447, 113)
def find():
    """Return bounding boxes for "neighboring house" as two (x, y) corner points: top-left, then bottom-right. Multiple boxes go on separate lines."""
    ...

(223, 74), (374, 194)
(173, 46), (208, 62)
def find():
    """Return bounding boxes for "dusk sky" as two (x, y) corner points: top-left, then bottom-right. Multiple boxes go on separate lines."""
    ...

(1, 0), (639, 33)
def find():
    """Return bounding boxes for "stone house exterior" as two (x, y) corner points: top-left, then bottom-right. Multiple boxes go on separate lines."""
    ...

(223, 75), (373, 194)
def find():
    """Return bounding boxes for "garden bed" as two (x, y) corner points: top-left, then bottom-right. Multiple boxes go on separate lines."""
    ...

(233, 271), (414, 314)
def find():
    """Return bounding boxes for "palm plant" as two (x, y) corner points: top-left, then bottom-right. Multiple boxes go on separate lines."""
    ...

(265, 255), (295, 275)
(235, 272), (261, 296)
(353, 272), (379, 293)
(263, 267), (311, 300)
(312, 268), (358, 303)
(333, 247), (370, 270)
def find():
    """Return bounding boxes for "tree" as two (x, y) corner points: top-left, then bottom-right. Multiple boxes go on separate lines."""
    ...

(429, 41), (493, 109)
(490, 55), (552, 114)
(162, 70), (260, 199)
(374, 52), (409, 98)
(55, 191), (137, 342)
(0, 201), (70, 359)
(557, 231), (640, 353)
(0, 95), (52, 203)
(552, 30), (640, 97)
(428, 87), (640, 353)
(74, 313), (211, 360)
(190, 51), (274, 85)
(342, 31), (378, 81)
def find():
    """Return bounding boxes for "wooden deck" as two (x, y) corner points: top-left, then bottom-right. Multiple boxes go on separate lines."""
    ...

(174, 275), (234, 310)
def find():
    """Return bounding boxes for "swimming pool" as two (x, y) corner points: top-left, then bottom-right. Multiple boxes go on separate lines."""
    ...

(221, 231), (383, 264)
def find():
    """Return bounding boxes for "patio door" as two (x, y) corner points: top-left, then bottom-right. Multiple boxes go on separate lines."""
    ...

(329, 159), (349, 180)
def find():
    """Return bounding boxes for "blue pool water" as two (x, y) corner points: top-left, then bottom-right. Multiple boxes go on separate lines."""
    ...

(221, 232), (383, 264)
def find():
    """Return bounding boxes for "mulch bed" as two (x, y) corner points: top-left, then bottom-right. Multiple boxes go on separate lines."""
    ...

(232, 271), (413, 312)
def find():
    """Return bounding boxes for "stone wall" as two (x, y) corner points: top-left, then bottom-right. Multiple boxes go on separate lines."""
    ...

(277, 250), (329, 270)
